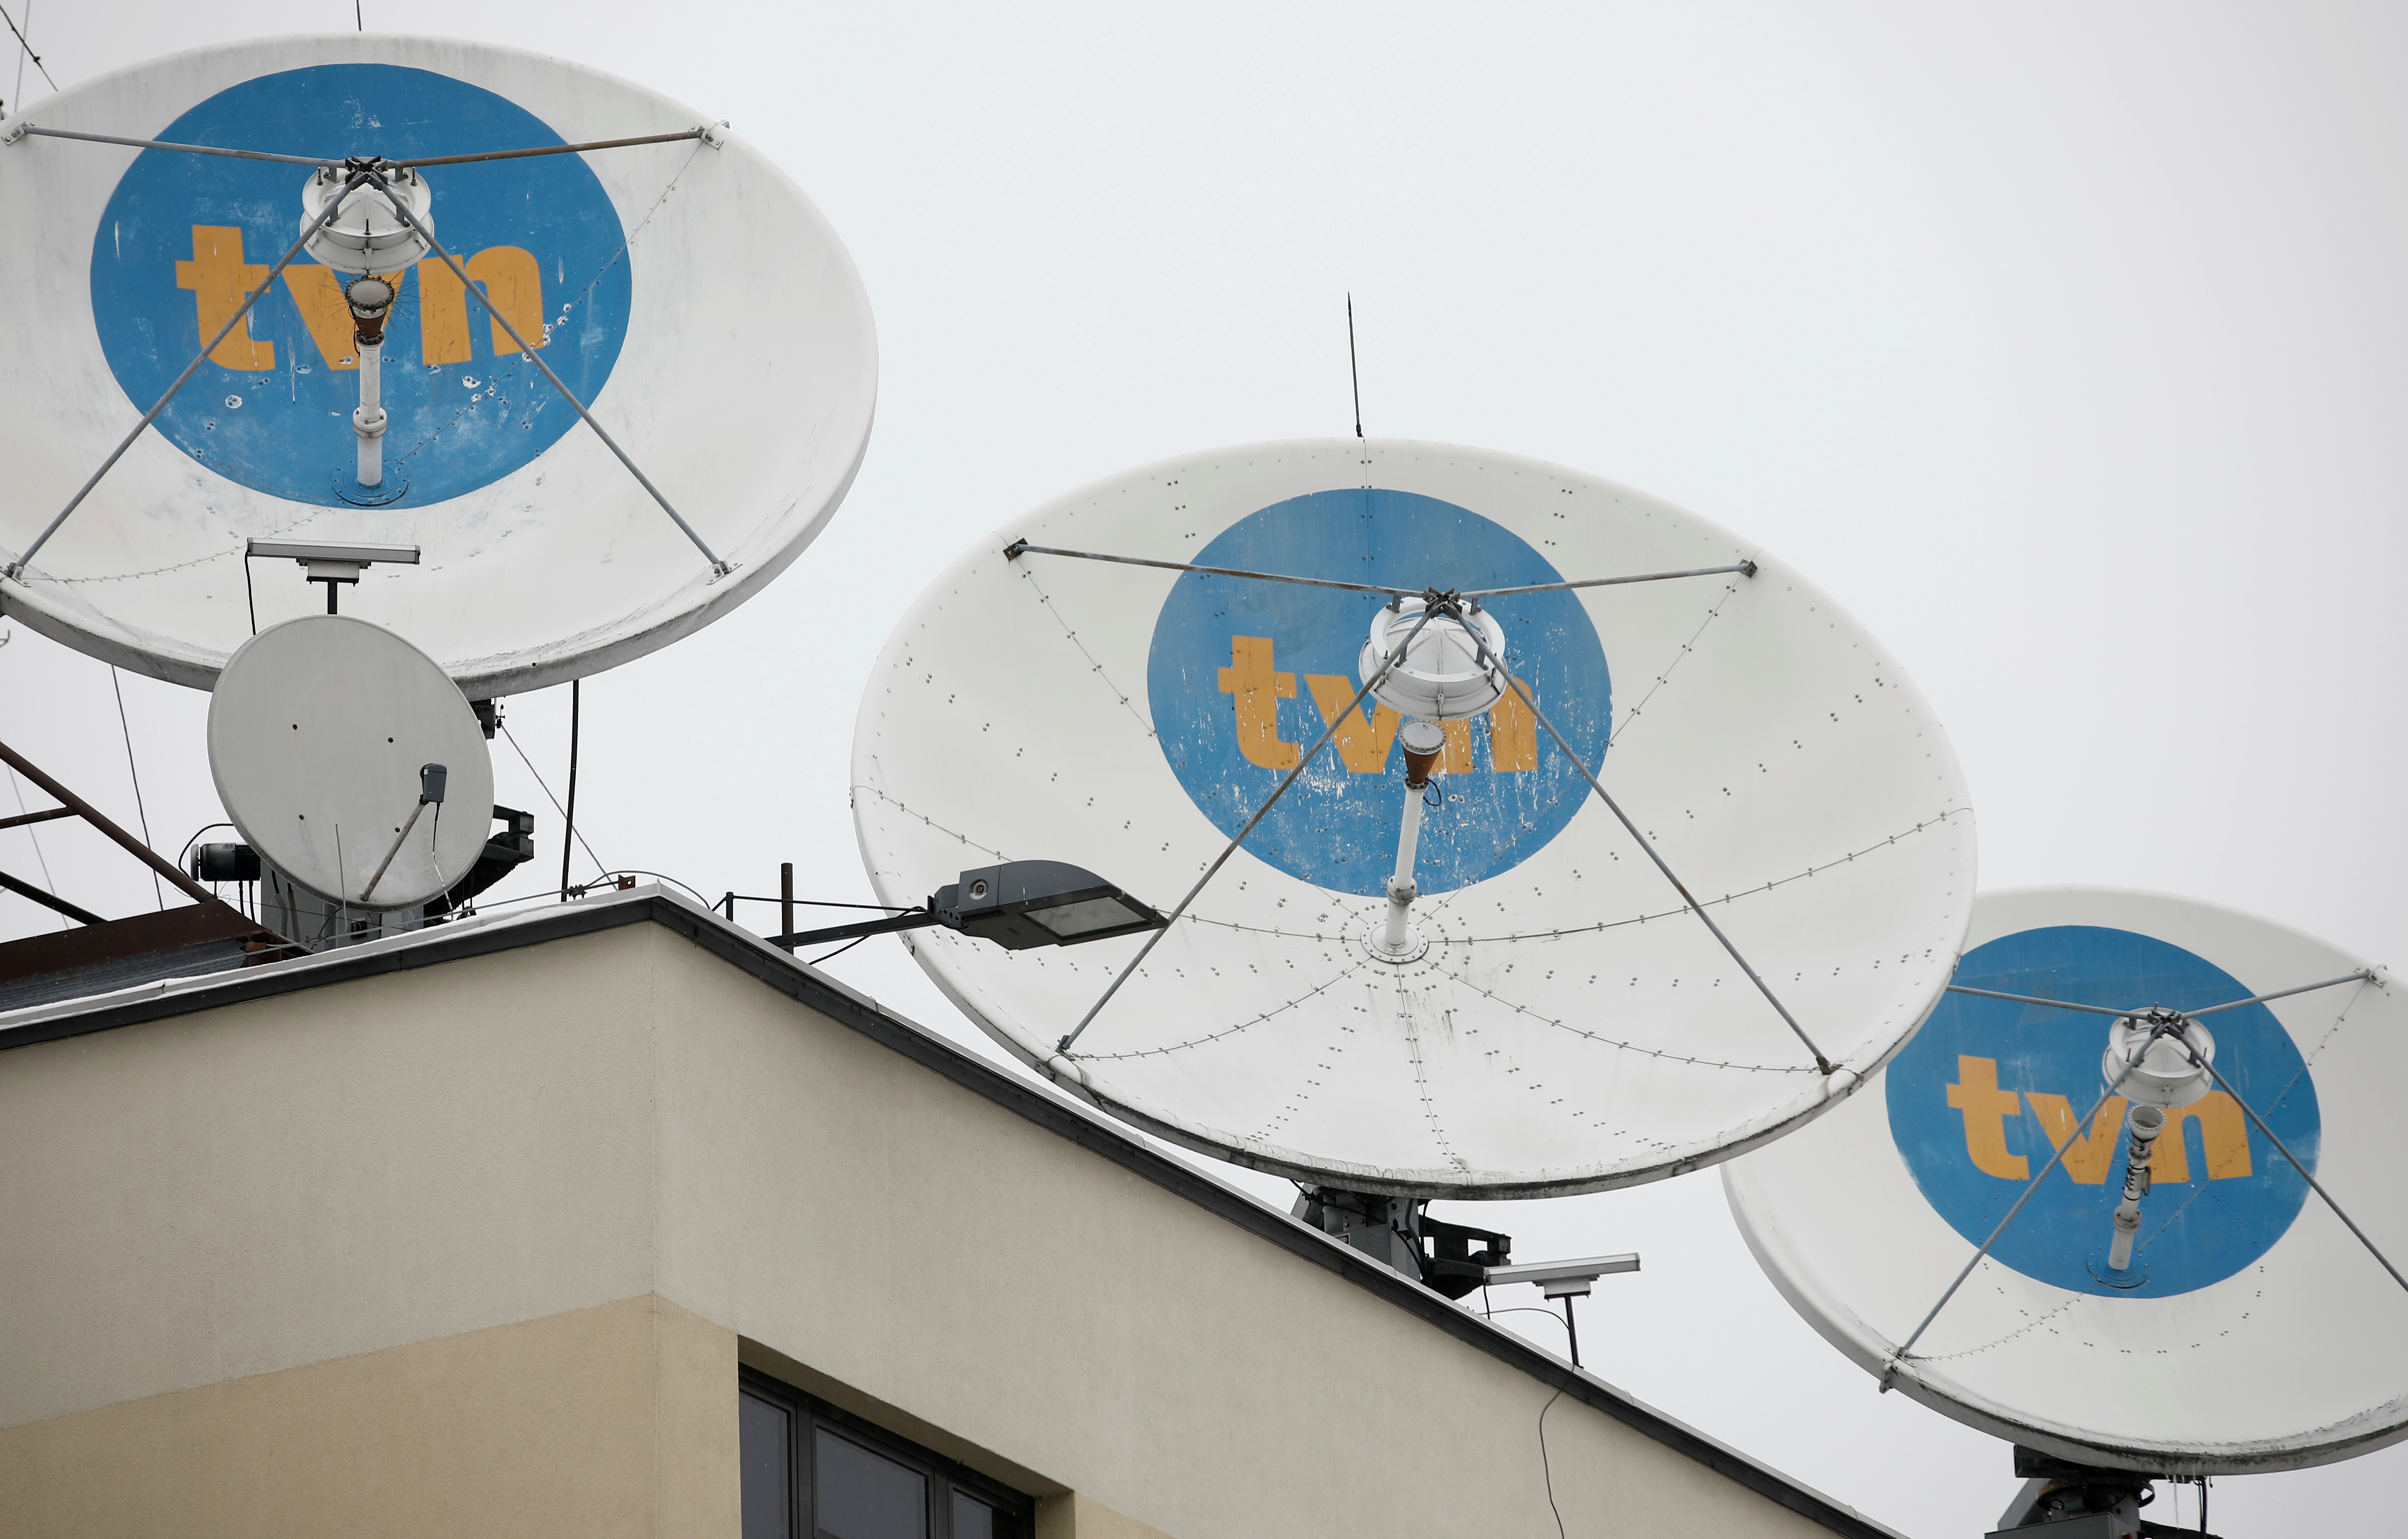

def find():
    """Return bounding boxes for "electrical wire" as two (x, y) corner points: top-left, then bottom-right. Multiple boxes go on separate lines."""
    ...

(1346, 292), (1364, 438)
(1484, 1305), (1576, 1335)
(1481, 1277), (1577, 1534)
(1536, 1387), (1567, 1539)
(559, 679), (580, 901)
(445, 884), (583, 921)
(176, 822), (235, 867)
(578, 869), (713, 909)
(806, 933), (873, 968)
(110, 666), (162, 910)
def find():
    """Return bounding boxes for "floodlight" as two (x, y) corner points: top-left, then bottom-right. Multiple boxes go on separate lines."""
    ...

(1484, 1254), (1642, 1299)
(246, 540), (421, 614)
(935, 861), (1165, 949)
(766, 861), (1164, 954)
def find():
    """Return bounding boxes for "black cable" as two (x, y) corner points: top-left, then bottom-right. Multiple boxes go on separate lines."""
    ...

(177, 821), (236, 868)
(807, 933), (873, 967)
(109, 667), (163, 910)
(1537, 1387), (1566, 1539)
(1483, 1305), (1571, 1330)
(1346, 292), (1364, 438)
(558, 679), (579, 901)
(243, 550), (257, 635)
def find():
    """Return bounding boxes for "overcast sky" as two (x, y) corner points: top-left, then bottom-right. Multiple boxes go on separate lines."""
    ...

(7, 5), (2407, 1534)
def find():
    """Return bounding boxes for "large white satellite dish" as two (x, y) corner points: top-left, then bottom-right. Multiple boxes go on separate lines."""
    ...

(853, 438), (1977, 1197)
(208, 615), (494, 915)
(1724, 886), (2408, 1474)
(0, 34), (876, 697)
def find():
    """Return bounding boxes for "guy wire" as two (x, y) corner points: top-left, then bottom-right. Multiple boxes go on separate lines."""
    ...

(110, 666), (163, 910)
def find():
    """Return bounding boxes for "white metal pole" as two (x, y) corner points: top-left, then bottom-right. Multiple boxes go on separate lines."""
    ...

(353, 340), (386, 486)
(2107, 1104), (2165, 1272)
(1379, 791), (1424, 955)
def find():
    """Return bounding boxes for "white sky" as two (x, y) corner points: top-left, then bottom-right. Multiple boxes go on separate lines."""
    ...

(6, 4), (2407, 1533)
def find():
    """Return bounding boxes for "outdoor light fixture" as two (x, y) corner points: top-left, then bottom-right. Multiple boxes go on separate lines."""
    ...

(767, 860), (1165, 953)
(1484, 1254), (1642, 1299)
(247, 539), (423, 613)
(1483, 1253), (1641, 1368)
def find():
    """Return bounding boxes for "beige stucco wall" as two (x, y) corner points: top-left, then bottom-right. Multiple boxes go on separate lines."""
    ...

(0, 915), (1856, 1539)
(0, 1294), (736, 1539)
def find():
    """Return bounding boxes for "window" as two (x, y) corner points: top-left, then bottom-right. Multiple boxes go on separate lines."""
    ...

(740, 1368), (1031, 1539)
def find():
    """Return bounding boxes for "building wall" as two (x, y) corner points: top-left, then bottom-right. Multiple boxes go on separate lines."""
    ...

(0, 918), (1857, 1539)
(1, 1295), (734, 1539)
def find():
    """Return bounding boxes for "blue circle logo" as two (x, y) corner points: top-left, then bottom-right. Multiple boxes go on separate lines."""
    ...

(1887, 925), (2319, 1298)
(89, 64), (632, 506)
(1145, 489), (1611, 898)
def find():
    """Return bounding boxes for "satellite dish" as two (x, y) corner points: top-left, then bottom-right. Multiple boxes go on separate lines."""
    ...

(1723, 886), (2408, 1474)
(0, 34), (876, 697)
(853, 438), (1976, 1197)
(208, 615), (494, 914)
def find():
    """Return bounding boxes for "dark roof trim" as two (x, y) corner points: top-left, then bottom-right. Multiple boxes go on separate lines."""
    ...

(0, 893), (1901, 1539)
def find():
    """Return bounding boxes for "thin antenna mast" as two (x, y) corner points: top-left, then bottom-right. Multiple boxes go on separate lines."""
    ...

(1347, 294), (1363, 438)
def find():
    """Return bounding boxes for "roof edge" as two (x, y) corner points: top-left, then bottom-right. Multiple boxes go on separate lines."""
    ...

(0, 888), (1904, 1539)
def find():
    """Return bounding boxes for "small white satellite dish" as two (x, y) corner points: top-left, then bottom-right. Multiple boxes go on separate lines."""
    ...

(854, 438), (1976, 1197)
(1724, 886), (2408, 1474)
(208, 615), (494, 912)
(0, 34), (875, 697)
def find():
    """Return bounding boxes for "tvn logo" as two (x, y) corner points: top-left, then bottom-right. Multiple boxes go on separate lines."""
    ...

(1216, 635), (1538, 774)
(1944, 1055), (2251, 1184)
(174, 225), (547, 370)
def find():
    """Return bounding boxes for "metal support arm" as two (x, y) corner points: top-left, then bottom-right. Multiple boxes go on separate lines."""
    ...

(766, 908), (943, 951)
(5, 173), (364, 580)
(1461, 625), (1832, 1074)
(1002, 539), (1755, 603)
(1882, 1038), (2160, 1383)
(12, 123), (709, 170)
(371, 170), (731, 577)
(0, 738), (217, 905)
(1054, 606), (1441, 1056)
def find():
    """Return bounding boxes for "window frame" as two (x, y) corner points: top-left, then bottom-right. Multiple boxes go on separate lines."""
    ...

(739, 1366), (1033, 1539)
